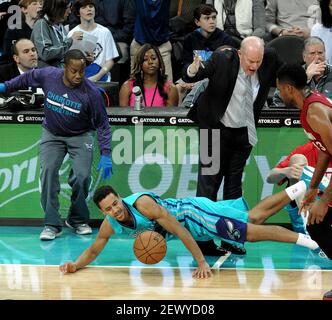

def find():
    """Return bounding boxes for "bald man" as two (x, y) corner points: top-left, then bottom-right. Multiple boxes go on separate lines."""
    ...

(182, 36), (283, 255)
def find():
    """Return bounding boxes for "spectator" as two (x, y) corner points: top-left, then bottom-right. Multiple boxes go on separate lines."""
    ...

(311, 0), (332, 65)
(0, 38), (37, 82)
(272, 36), (332, 108)
(94, 0), (134, 65)
(265, 0), (319, 41)
(68, 0), (119, 82)
(206, 0), (266, 41)
(3, 0), (42, 60)
(0, 1), (19, 56)
(119, 44), (178, 107)
(72, 0), (135, 86)
(272, 36), (332, 107)
(266, 142), (332, 233)
(177, 4), (236, 104)
(131, 0), (173, 81)
(0, 49), (113, 240)
(31, 0), (83, 67)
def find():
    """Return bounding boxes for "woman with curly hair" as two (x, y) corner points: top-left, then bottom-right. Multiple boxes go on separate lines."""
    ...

(119, 44), (178, 107)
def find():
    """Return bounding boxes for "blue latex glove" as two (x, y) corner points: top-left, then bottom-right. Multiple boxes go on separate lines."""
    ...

(0, 83), (6, 93)
(97, 155), (113, 179)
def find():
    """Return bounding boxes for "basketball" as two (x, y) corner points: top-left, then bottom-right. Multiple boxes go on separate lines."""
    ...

(133, 231), (167, 264)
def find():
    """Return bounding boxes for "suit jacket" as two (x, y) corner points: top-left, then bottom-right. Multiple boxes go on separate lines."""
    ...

(0, 63), (19, 82)
(184, 47), (283, 128)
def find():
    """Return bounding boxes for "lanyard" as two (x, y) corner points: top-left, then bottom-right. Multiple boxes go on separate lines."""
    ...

(143, 85), (158, 107)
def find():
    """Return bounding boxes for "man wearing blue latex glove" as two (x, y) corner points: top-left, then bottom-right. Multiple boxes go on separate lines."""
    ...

(97, 155), (113, 180)
(3, 49), (112, 241)
(0, 83), (6, 92)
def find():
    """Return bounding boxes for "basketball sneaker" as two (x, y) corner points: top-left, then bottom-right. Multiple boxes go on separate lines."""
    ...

(220, 240), (246, 255)
(196, 240), (229, 256)
(40, 226), (62, 241)
(65, 220), (92, 235)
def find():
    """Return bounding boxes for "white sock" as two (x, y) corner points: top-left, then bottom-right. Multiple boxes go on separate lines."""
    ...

(296, 233), (319, 250)
(285, 180), (307, 201)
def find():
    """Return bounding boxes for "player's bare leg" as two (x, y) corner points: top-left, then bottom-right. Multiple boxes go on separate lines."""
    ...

(246, 223), (319, 250)
(248, 181), (307, 225)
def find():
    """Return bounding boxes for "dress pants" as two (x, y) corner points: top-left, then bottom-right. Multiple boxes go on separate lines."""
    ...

(196, 123), (253, 201)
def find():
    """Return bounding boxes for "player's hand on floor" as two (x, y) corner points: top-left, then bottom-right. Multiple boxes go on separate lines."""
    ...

(59, 262), (77, 274)
(192, 261), (213, 279)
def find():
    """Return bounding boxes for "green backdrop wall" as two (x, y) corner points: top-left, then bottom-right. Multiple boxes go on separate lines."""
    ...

(0, 121), (307, 223)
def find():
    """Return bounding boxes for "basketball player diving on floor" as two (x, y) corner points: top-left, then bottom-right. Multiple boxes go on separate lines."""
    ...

(59, 181), (320, 279)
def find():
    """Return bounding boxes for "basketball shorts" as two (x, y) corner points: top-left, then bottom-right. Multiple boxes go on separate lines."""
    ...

(215, 216), (247, 244)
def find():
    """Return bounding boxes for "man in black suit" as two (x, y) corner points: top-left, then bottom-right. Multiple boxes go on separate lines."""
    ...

(183, 36), (283, 254)
(0, 38), (38, 82)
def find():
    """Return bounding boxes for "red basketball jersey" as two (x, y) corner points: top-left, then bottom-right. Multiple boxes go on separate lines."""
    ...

(300, 91), (332, 155)
(276, 142), (332, 185)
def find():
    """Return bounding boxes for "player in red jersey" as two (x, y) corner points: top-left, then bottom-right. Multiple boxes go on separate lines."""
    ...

(266, 142), (332, 234)
(276, 63), (332, 262)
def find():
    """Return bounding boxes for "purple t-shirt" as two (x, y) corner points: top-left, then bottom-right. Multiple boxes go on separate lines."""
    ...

(5, 67), (111, 155)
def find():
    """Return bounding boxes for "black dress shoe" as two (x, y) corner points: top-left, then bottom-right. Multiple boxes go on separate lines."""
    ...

(220, 240), (246, 255)
(196, 240), (228, 256)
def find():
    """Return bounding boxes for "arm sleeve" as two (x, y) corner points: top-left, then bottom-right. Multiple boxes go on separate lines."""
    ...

(117, 0), (135, 43)
(182, 34), (194, 71)
(4, 68), (45, 92)
(265, 0), (279, 33)
(182, 50), (223, 83)
(3, 28), (15, 58)
(89, 88), (112, 156)
(104, 31), (119, 60)
(103, 0), (135, 43)
(252, 0), (266, 38)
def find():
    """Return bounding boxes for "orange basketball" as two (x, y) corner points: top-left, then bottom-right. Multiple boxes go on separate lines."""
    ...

(133, 231), (167, 264)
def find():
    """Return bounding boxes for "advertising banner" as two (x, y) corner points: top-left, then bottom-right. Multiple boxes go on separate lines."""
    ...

(0, 121), (307, 223)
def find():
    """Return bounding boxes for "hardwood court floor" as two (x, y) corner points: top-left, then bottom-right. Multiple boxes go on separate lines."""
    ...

(0, 226), (332, 300)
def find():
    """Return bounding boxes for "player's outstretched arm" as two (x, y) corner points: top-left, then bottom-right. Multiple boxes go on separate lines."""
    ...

(59, 219), (114, 274)
(135, 196), (212, 279)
